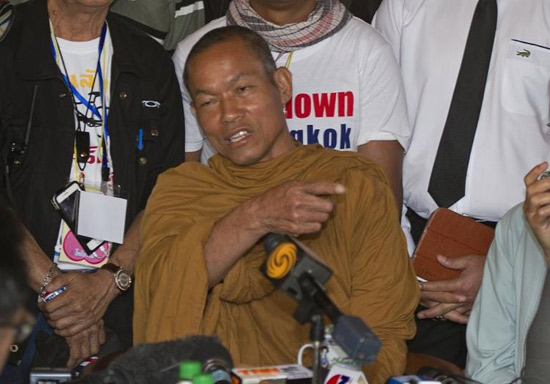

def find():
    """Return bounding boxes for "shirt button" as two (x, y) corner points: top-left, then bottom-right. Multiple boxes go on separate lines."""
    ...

(138, 157), (148, 166)
(119, 91), (128, 99)
(10, 344), (19, 353)
(150, 129), (159, 137)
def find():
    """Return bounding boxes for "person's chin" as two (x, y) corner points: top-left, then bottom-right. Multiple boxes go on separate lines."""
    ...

(220, 140), (262, 166)
(230, 154), (260, 166)
(223, 147), (262, 166)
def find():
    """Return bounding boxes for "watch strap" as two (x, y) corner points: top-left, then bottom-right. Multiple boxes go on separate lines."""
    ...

(101, 262), (120, 274)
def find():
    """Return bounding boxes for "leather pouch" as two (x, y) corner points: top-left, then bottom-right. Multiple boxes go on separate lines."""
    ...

(412, 208), (495, 281)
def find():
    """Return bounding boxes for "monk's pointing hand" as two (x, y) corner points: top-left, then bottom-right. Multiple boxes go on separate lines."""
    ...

(253, 180), (346, 236)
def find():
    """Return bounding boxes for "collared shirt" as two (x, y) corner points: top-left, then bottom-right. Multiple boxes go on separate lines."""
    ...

(374, 0), (550, 230)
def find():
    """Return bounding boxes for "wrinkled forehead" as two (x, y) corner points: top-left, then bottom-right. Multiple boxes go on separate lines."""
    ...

(187, 38), (268, 89)
(189, 37), (260, 70)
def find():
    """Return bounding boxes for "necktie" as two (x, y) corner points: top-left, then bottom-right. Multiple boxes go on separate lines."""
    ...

(427, 0), (498, 208)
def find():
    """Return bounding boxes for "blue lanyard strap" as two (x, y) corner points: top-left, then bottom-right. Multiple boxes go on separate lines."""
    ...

(51, 23), (108, 122)
(50, 23), (111, 173)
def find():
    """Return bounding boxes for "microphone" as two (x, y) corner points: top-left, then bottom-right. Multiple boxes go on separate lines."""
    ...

(262, 234), (381, 364)
(73, 336), (233, 384)
(263, 233), (332, 303)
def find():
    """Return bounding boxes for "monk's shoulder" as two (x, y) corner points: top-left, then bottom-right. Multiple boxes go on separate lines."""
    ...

(311, 147), (389, 186)
(157, 161), (218, 186)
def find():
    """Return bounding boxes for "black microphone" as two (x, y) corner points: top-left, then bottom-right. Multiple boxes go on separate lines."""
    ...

(73, 336), (233, 384)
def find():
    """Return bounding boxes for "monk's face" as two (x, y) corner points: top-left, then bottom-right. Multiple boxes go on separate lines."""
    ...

(187, 38), (294, 166)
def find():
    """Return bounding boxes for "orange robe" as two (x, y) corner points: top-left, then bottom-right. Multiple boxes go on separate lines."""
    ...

(134, 145), (419, 384)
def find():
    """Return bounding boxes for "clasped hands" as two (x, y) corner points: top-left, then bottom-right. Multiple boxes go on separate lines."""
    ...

(38, 268), (118, 368)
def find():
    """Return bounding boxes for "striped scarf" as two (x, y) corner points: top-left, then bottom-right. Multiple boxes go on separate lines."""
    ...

(226, 0), (352, 53)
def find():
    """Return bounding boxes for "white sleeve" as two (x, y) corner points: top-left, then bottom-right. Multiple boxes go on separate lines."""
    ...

(465, 209), (520, 384)
(372, 0), (406, 63)
(173, 41), (205, 153)
(357, 31), (411, 150)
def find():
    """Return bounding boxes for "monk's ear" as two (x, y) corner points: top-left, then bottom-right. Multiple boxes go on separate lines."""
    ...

(190, 102), (197, 117)
(273, 67), (292, 105)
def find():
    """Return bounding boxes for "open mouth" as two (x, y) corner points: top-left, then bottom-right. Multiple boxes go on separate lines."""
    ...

(229, 130), (251, 143)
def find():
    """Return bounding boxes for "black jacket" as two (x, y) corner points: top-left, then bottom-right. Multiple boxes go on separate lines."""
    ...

(0, 0), (184, 348)
(0, 0), (184, 256)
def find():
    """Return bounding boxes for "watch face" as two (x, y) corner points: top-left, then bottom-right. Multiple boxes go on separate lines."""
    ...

(115, 270), (132, 291)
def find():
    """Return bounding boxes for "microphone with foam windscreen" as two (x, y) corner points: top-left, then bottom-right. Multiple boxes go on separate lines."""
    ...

(73, 336), (233, 384)
(262, 234), (381, 364)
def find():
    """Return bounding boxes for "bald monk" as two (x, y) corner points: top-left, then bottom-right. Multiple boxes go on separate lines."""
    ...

(134, 26), (418, 384)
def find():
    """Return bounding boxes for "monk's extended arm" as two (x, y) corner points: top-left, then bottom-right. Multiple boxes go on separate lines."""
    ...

(203, 181), (345, 288)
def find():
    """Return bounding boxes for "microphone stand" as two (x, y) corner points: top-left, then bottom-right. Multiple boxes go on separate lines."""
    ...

(294, 274), (380, 368)
(295, 274), (339, 384)
(310, 314), (324, 384)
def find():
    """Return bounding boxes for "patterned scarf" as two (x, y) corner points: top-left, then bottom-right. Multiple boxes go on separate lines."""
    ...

(226, 0), (352, 53)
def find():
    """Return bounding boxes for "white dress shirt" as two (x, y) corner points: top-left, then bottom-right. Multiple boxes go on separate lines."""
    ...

(374, 0), (550, 250)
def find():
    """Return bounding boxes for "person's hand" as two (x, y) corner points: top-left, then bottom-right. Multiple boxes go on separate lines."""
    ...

(39, 269), (118, 337)
(524, 162), (550, 261)
(250, 181), (346, 236)
(65, 319), (106, 368)
(417, 254), (486, 324)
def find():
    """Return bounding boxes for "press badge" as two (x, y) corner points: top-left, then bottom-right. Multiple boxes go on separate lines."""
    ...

(76, 192), (127, 244)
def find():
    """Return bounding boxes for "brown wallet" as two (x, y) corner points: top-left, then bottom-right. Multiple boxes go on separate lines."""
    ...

(412, 208), (495, 281)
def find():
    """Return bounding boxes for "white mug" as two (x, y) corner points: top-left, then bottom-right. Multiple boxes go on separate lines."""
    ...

(297, 326), (361, 370)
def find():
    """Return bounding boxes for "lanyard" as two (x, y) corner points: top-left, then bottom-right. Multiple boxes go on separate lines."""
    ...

(50, 23), (108, 124)
(49, 22), (111, 181)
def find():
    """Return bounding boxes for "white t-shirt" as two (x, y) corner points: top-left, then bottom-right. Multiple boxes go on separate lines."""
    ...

(173, 16), (410, 163)
(52, 30), (114, 270)
(374, 0), (550, 250)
